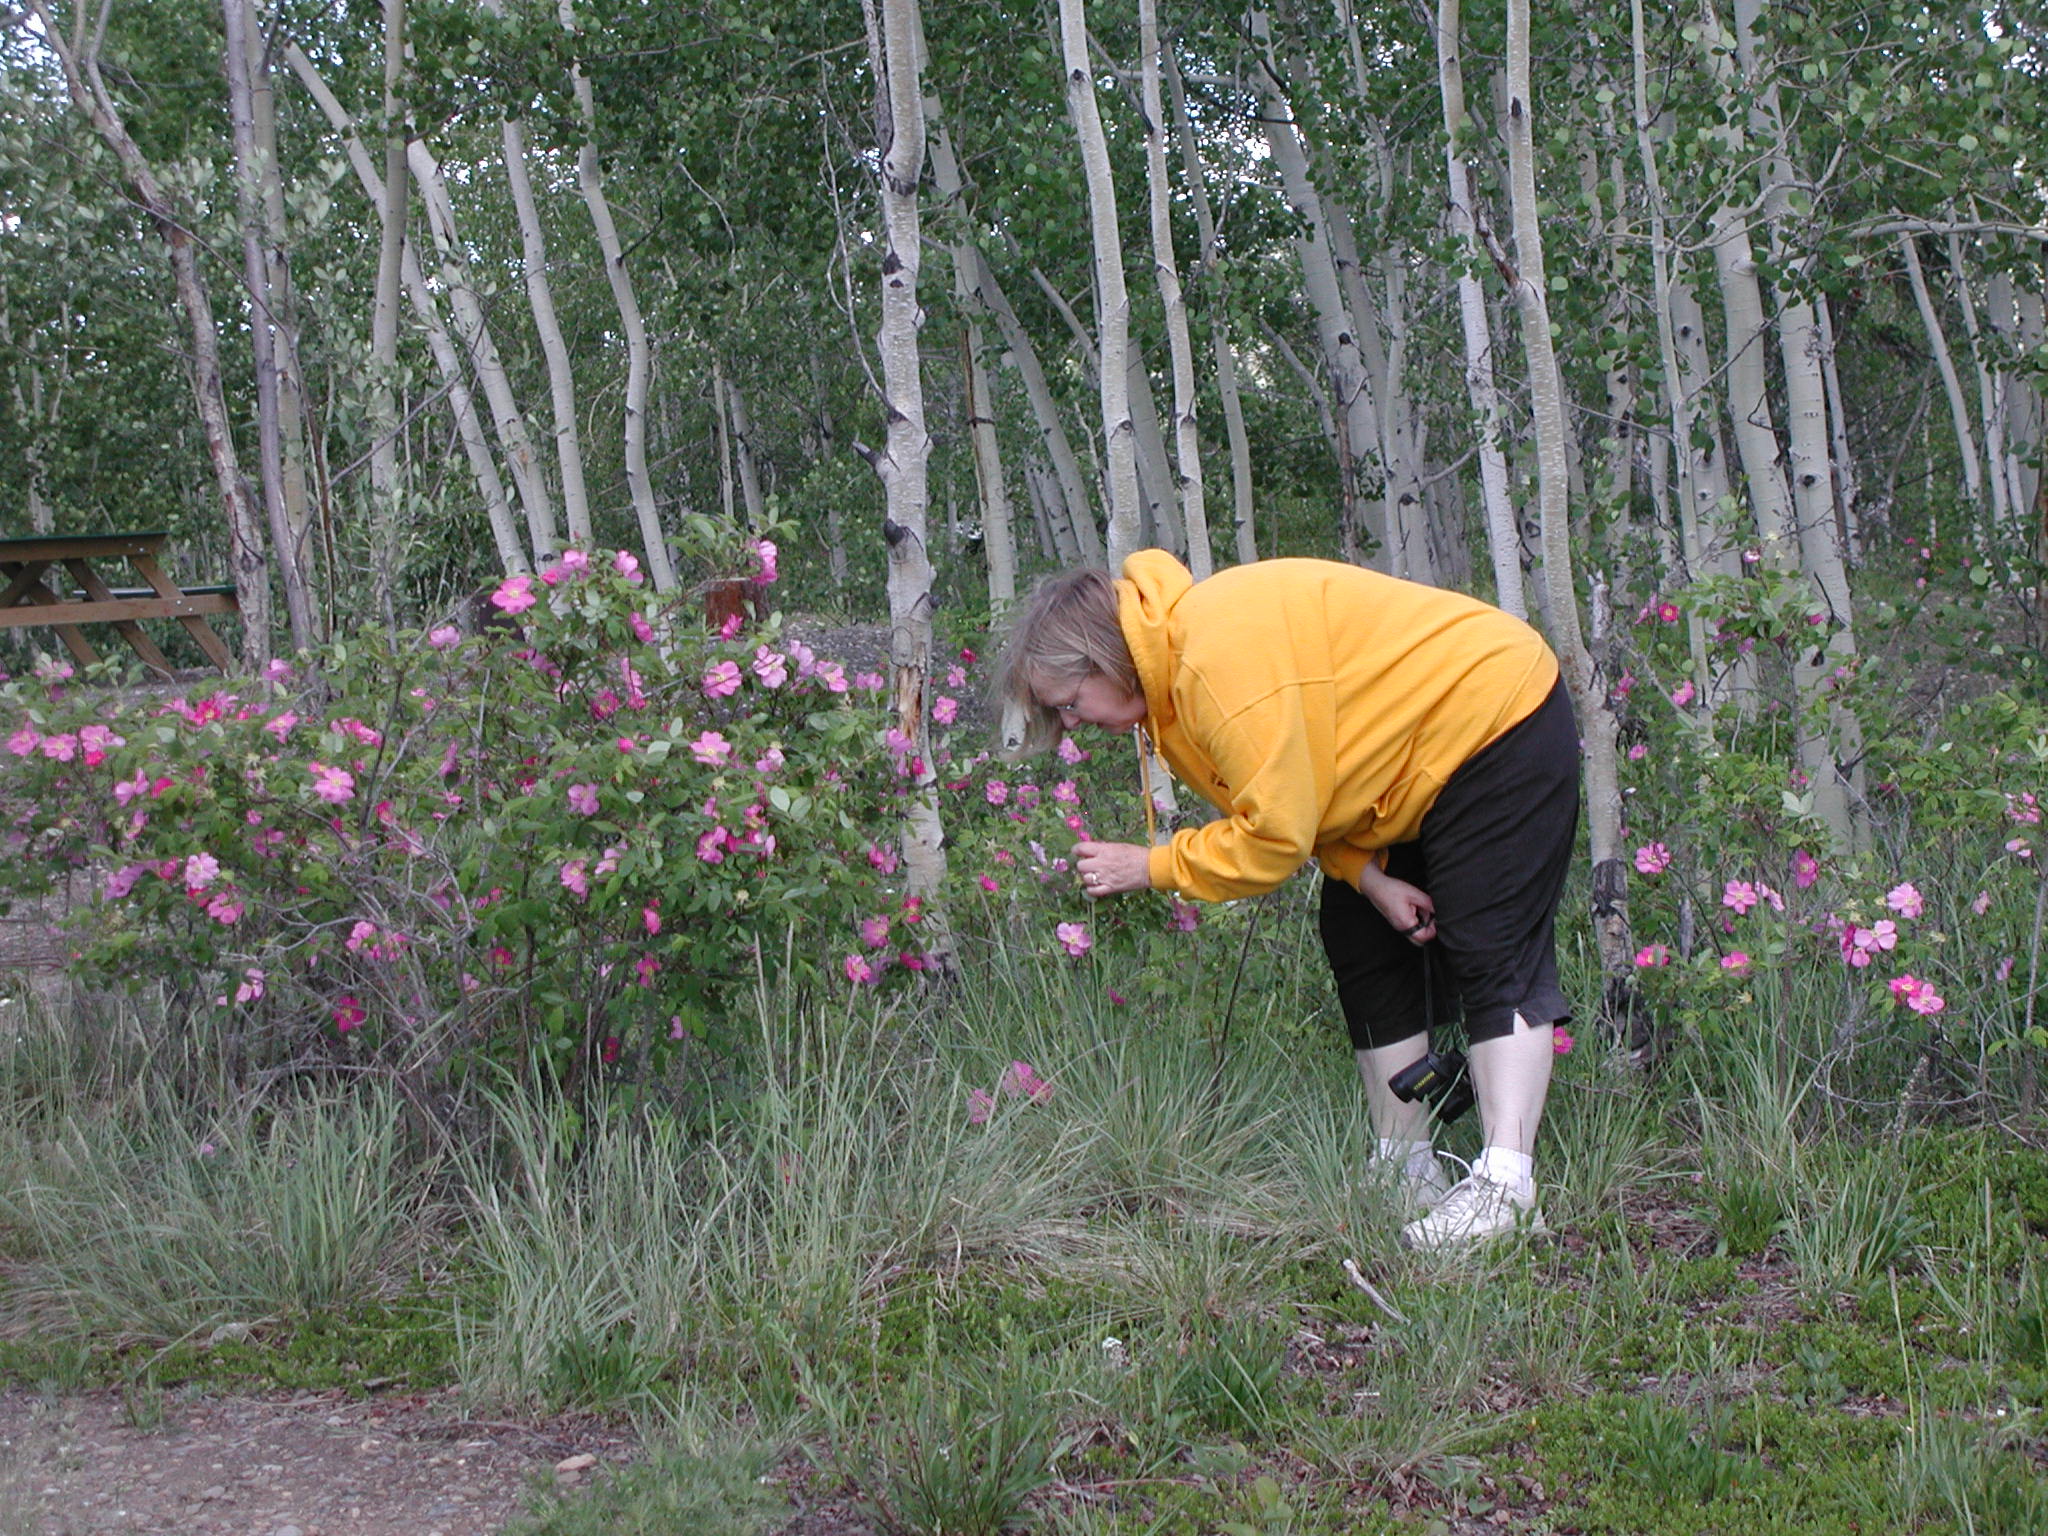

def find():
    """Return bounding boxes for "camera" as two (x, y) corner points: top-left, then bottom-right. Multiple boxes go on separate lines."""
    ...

(1387, 1048), (1474, 1123)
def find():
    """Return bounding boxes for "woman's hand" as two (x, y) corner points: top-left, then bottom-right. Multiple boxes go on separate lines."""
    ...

(1357, 862), (1436, 944)
(1073, 840), (1152, 899)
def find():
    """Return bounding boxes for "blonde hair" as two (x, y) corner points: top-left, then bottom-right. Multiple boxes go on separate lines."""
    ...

(992, 568), (1138, 754)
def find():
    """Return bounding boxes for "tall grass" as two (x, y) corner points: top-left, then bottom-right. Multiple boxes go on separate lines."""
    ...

(0, 1076), (428, 1339)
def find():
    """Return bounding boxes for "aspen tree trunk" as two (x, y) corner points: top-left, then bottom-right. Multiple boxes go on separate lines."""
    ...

(1734, 0), (1864, 840)
(1301, 5), (1426, 581)
(1816, 294), (1860, 548)
(1579, 128), (1639, 551)
(368, 0), (408, 602)
(1502, 0), (1635, 1028)
(246, 14), (314, 602)
(1431, 4), (1521, 600)
(961, 315), (1018, 612)
(964, 247), (1097, 563)
(1124, 351), (1182, 557)
(918, 84), (1020, 607)
(286, 45), (530, 573)
(712, 363), (738, 528)
(1138, 0), (1210, 577)
(483, 0), (592, 545)
(1631, 0), (1714, 689)
(33, 0), (270, 665)
(1898, 232), (1984, 514)
(727, 377), (767, 529)
(223, 0), (314, 653)
(1992, 275), (2045, 533)
(1056, 0), (1139, 564)
(409, 139), (558, 563)
(1980, 268), (2024, 536)
(1946, 229), (2011, 530)
(1698, 1), (1853, 841)
(1163, 46), (1255, 565)
(2, 298), (64, 534)
(559, 2), (674, 589)
(860, 0), (950, 925)
(1248, 9), (1384, 564)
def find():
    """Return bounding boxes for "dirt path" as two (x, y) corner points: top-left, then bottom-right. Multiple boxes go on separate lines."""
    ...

(0, 1387), (637, 1536)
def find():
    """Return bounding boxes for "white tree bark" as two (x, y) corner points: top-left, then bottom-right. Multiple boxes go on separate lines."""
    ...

(367, 0), (409, 601)
(861, 0), (950, 921)
(1437, 0), (1521, 610)
(1163, 45), (1255, 565)
(962, 246), (1097, 563)
(33, 0), (270, 664)
(560, 1), (676, 589)
(408, 139), (558, 563)
(1124, 349), (1181, 557)
(1503, 0), (1633, 1003)
(495, 115), (593, 545)
(1947, 228), (2011, 530)
(1898, 231), (1985, 512)
(1991, 274), (2045, 533)
(1816, 292), (1860, 549)
(1701, 0), (1856, 841)
(286, 44), (529, 573)
(246, 14), (314, 600)
(223, 0), (314, 650)
(1056, 0), (1139, 564)
(1139, 0), (1210, 577)
(1249, 8), (1383, 562)
(727, 376), (767, 530)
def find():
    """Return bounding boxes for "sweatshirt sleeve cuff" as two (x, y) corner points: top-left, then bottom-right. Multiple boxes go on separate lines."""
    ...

(1146, 843), (1175, 892)
(1320, 845), (1367, 892)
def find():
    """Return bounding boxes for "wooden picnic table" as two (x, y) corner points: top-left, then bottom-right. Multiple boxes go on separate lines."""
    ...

(0, 530), (239, 675)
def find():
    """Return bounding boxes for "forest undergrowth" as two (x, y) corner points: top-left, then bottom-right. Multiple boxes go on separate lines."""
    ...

(2, 892), (2045, 1535)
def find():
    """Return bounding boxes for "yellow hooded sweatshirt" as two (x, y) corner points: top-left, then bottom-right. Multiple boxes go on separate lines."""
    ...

(1118, 551), (1560, 902)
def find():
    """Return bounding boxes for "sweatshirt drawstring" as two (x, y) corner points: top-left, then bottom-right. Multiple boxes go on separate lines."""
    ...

(1134, 725), (1158, 846)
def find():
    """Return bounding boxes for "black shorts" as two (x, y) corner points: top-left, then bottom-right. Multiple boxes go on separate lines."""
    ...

(1318, 678), (1579, 1050)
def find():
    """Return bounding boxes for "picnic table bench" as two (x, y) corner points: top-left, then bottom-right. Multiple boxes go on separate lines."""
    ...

(0, 530), (239, 675)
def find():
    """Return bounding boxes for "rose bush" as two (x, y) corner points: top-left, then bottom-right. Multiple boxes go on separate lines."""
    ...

(0, 548), (912, 1095)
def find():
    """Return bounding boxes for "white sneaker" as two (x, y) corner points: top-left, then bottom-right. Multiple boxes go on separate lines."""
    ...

(1399, 1172), (1546, 1250)
(1367, 1152), (1455, 1213)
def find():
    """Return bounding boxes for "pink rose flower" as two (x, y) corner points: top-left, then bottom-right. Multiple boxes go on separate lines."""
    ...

(703, 660), (743, 699)
(428, 624), (461, 649)
(490, 575), (537, 615)
(1055, 921), (1092, 958)
(1634, 843), (1672, 875)
(568, 783), (600, 815)
(308, 762), (355, 804)
(1002, 1060), (1053, 1102)
(1885, 882), (1924, 920)
(690, 731), (732, 766)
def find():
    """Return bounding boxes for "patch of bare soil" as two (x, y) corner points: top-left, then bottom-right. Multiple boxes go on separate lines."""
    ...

(0, 1387), (637, 1536)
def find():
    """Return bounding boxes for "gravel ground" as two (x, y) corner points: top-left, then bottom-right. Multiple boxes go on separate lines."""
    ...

(0, 1387), (636, 1536)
